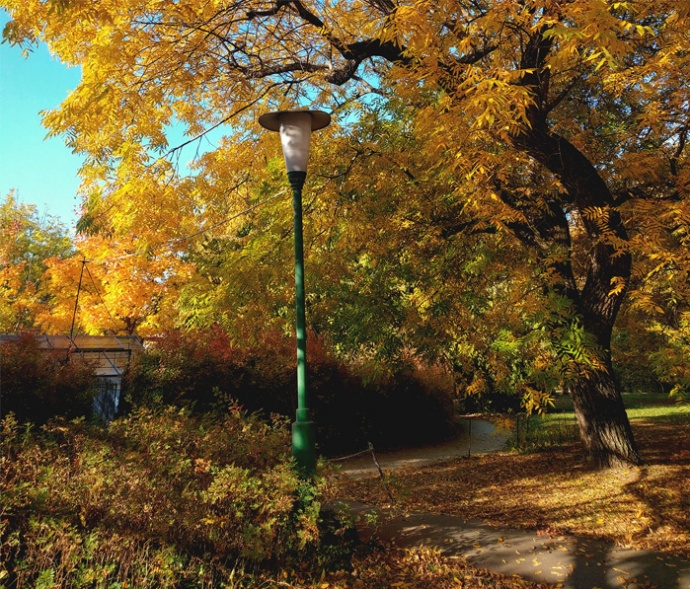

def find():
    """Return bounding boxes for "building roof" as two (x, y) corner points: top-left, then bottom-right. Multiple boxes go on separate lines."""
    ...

(1, 334), (143, 378)
(42, 335), (143, 352)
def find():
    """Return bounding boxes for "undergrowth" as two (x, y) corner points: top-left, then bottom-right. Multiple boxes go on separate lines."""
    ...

(0, 407), (559, 589)
(507, 393), (690, 453)
(0, 406), (354, 588)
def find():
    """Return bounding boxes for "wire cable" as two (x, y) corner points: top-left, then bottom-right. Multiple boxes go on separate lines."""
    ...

(69, 259), (87, 343)
(84, 261), (122, 333)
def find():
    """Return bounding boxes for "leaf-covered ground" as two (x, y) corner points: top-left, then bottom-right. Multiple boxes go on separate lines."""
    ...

(234, 546), (560, 588)
(279, 546), (559, 588)
(1, 410), (559, 589)
(333, 416), (690, 560)
(3, 403), (685, 589)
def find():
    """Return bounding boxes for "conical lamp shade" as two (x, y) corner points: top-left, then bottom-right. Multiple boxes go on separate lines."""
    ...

(258, 110), (331, 172)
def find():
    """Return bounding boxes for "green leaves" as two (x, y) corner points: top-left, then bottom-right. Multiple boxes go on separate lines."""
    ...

(0, 192), (75, 332)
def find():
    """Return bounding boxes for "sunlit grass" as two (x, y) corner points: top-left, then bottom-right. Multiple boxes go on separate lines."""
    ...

(536, 392), (689, 433)
(623, 393), (690, 421)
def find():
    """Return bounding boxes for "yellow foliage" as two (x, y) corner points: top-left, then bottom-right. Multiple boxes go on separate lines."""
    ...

(1, 0), (688, 377)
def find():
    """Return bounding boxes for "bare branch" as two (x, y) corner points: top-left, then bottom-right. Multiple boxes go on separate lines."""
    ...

(670, 119), (689, 177)
(162, 82), (282, 160)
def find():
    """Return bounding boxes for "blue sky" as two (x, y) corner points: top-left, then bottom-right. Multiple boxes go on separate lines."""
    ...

(0, 12), (235, 233)
(0, 12), (326, 234)
(1, 13), (84, 230)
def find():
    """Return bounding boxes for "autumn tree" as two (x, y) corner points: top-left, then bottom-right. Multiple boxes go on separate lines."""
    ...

(37, 233), (195, 337)
(3, 0), (689, 467)
(0, 191), (74, 331)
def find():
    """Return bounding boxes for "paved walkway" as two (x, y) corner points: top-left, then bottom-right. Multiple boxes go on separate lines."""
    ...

(364, 509), (690, 589)
(336, 418), (508, 478)
(333, 420), (690, 588)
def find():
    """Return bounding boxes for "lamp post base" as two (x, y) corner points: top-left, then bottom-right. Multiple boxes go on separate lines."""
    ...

(292, 420), (316, 477)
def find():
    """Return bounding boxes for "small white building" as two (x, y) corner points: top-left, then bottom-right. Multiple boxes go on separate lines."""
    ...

(1, 334), (143, 421)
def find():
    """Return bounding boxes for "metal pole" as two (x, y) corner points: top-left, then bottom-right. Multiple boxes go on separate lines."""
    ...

(287, 170), (315, 476)
(468, 418), (472, 458)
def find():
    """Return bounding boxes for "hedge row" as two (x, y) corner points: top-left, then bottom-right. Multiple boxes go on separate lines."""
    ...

(1, 330), (455, 455)
(124, 328), (455, 455)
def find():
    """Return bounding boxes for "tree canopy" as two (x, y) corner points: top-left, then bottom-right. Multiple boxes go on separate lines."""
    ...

(2, 0), (689, 467)
(0, 192), (74, 331)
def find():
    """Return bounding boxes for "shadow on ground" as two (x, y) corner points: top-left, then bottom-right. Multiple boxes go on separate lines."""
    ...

(332, 415), (690, 588)
(344, 506), (690, 589)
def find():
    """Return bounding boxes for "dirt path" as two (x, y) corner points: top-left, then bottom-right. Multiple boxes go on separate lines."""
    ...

(333, 418), (508, 478)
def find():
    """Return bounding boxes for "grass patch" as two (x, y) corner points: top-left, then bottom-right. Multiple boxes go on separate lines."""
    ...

(508, 393), (690, 451)
(551, 392), (689, 418)
(623, 393), (690, 422)
(336, 398), (690, 559)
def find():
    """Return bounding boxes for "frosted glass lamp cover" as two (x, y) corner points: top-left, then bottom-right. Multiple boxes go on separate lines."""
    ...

(258, 110), (331, 173)
(279, 112), (312, 172)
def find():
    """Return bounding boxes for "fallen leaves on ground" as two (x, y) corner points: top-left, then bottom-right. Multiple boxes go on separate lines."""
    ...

(333, 418), (690, 559)
(283, 545), (561, 588)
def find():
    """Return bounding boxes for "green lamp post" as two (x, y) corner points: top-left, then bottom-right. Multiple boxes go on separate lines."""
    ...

(258, 109), (331, 477)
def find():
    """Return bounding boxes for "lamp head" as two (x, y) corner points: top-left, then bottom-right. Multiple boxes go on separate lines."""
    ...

(258, 110), (331, 173)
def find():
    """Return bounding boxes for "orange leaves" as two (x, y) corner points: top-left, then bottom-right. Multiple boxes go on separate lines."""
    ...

(1, 0), (687, 377)
(33, 235), (195, 336)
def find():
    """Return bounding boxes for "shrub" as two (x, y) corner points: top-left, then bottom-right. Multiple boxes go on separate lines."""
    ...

(123, 328), (455, 455)
(0, 407), (351, 588)
(0, 333), (98, 424)
(123, 328), (294, 417)
(343, 364), (455, 452)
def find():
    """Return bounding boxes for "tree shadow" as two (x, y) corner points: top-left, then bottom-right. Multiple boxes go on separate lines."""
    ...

(336, 414), (690, 581)
(631, 420), (690, 467)
(370, 513), (689, 588)
(567, 535), (683, 589)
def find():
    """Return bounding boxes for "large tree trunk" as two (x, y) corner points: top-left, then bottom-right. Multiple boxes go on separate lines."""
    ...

(568, 359), (640, 468)
(531, 135), (641, 466)
(522, 133), (642, 468)
(514, 43), (642, 466)
(566, 201), (641, 468)
(536, 203), (641, 467)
